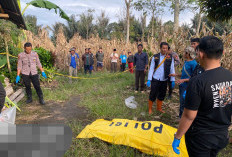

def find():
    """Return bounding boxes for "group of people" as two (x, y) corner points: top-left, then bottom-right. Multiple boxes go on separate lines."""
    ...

(0, 35), (231, 157)
(67, 47), (135, 79)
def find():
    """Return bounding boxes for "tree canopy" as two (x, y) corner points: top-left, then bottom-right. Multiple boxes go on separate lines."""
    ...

(199, 0), (232, 21)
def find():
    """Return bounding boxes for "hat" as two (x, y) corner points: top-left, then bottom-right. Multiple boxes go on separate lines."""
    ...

(69, 48), (75, 52)
(185, 46), (196, 59)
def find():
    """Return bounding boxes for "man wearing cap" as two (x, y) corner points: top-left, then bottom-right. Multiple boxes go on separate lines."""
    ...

(16, 42), (47, 105)
(67, 48), (79, 83)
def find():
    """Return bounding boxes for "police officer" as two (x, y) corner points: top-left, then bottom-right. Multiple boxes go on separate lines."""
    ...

(172, 36), (232, 157)
(147, 42), (175, 114)
(16, 42), (47, 105)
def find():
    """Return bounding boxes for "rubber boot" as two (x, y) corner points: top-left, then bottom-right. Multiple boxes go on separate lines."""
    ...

(26, 95), (32, 104)
(156, 99), (165, 113)
(39, 95), (45, 105)
(148, 100), (153, 114)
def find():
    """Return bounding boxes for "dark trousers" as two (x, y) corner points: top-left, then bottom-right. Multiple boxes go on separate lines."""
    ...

(179, 84), (187, 118)
(135, 70), (145, 91)
(149, 79), (168, 102)
(185, 130), (229, 157)
(22, 74), (43, 99)
(84, 65), (92, 74)
(120, 63), (126, 72)
(111, 62), (117, 73)
(167, 78), (173, 96)
(0, 82), (6, 112)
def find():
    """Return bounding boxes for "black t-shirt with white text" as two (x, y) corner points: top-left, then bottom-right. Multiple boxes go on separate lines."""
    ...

(185, 67), (232, 133)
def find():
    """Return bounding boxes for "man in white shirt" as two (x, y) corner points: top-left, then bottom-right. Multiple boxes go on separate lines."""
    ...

(147, 42), (175, 114)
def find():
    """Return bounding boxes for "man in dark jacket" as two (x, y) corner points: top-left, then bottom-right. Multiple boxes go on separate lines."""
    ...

(82, 48), (94, 74)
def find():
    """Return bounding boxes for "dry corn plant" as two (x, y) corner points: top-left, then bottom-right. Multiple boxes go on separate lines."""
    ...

(23, 26), (232, 72)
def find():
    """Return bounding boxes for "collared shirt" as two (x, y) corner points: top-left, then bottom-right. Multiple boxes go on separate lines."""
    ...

(148, 53), (175, 81)
(134, 52), (148, 71)
(17, 51), (42, 75)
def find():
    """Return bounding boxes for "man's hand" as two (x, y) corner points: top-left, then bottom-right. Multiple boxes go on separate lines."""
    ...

(172, 137), (180, 155)
(146, 80), (151, 87)
(16, 75), (20, 84)
(176, 79), (185, 84)
(144, 69), (147, 74)
(42, 72), (47, 78)
(169, 73), (177, 77)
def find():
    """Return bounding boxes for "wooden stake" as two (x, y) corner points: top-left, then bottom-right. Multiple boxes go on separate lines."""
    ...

(4, 38), (11, 74)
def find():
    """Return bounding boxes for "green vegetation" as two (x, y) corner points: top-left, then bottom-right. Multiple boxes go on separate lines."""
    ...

(16, 71), (232, 156)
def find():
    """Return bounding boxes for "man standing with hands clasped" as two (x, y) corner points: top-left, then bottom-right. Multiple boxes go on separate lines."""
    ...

(172, 36), (232, 157)
(16, 42), (47, 105)
(147, 42), (175, 114)
(134, 44), (148, 93)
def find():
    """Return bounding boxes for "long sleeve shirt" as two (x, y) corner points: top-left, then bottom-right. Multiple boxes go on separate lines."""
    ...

(17, 51), (42, 75)
(134, 52), (148, 71)
(148, 53), (175, 81)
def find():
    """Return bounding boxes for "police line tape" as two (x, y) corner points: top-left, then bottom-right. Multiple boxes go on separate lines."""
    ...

(0, 53), (134, 80)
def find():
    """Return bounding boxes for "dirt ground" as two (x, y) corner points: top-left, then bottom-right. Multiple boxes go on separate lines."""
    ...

(16, 96), (89, 124)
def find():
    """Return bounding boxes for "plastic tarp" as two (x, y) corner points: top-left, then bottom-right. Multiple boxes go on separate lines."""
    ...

(77, 119), (188, 157)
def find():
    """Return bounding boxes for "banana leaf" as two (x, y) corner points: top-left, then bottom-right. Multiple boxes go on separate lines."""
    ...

(23, 0), (70, 21)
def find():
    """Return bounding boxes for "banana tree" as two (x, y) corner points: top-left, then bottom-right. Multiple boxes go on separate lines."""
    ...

(18, 0), (70, 21)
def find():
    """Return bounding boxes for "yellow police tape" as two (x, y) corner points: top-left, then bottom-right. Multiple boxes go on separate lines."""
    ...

(0, 52), (134, 80)
(5, 96), (21, 111)
(77, 119), (189, 157)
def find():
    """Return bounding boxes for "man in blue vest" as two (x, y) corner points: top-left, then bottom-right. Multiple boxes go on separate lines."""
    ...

(147, 42), (175, 114)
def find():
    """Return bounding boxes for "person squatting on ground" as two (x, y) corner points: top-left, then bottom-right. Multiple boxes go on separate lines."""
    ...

(16, 42), (47, 105)
(0, 81), (6, 113)
(67, 48), (79, 83)
(170, 46), (198, 118)
(147, 42), (175, 114)
(96, 47), (104, 71)
(120, 50), (127, 72)
(82, 48), (94, 74)
(110, 49), (119, 73)
(127, 51), (134, 73)
(172, 36), (232, 157)
(134, 44), (148, 93)
(167, 46), (180, 99)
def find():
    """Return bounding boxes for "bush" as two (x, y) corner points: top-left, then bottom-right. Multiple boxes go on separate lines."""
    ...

(34, 47), (54, 69)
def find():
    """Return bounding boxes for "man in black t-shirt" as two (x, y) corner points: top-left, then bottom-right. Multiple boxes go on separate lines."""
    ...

(172, 36), (232, 157)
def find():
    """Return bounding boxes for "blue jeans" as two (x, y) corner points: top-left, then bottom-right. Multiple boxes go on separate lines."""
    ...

(179, 84), (187, 118)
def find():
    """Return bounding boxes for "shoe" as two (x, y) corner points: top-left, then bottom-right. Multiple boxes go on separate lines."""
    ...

(26, 97), (32, 104)
(39, 98), (45, 105)
(135, 90), (138, 93)
(141, 91), (145, 94)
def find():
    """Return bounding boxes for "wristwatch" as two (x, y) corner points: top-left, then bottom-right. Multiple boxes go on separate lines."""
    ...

(174, 133), (181, 140)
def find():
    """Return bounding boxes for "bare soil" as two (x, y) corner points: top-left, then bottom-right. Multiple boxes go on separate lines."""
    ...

(16, 96), (89, 124)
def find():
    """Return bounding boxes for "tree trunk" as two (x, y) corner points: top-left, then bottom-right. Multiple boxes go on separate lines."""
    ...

(4, 38), (11, 74)
(174, 0), (180, 33)
(150, 13), (155, 51)
(196, 9), (202, 37)
(141, 13), (146, 44)
(125, 0), (131, 44)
